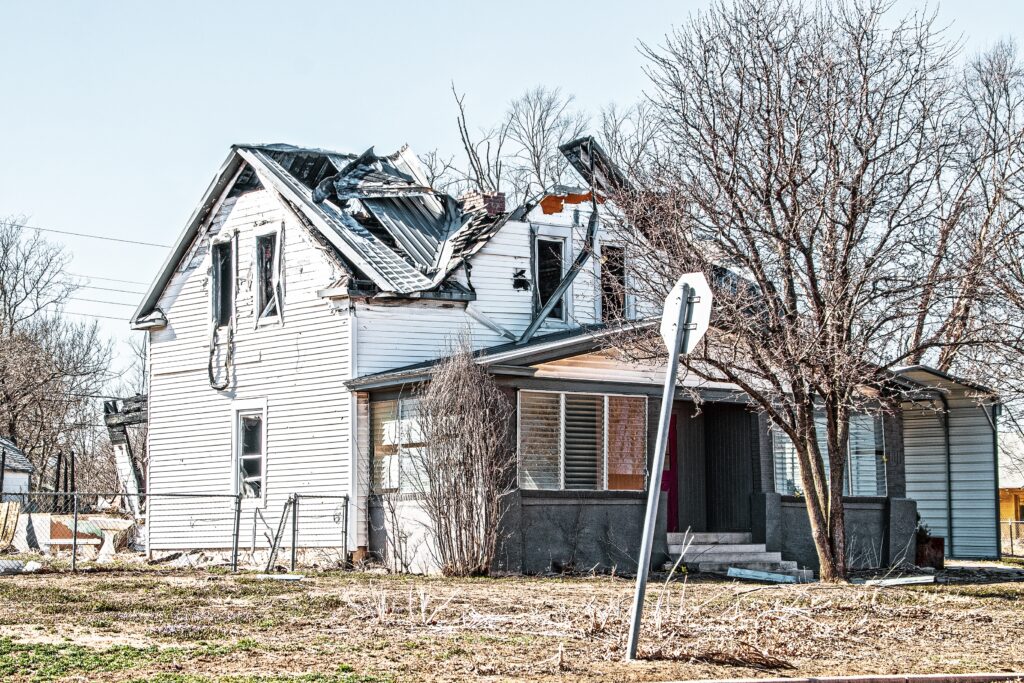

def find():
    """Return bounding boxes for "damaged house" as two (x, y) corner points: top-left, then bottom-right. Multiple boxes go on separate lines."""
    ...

(131, 139), (1002, 575)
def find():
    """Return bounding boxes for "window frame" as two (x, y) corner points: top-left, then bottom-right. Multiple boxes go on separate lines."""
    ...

(517, 389), (648, 492)
(231, 398), (268, 505)
(254, 223), (283, 327)
(210, 235), (235, 329)
(533, 225), (572, 324)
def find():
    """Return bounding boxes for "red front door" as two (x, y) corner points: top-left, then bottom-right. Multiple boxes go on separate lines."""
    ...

(661, 415), (679, 533)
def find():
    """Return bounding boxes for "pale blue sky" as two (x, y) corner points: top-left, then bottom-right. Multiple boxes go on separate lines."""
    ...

(0, 1), (1019, 373)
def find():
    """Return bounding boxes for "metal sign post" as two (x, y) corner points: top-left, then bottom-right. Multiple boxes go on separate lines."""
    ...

(626, 273), (711, 661)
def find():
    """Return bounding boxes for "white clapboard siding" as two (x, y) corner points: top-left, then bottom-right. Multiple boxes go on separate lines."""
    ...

(355, 302), (508, 376)
(148, 187), (353, 551)
(901, 368), (999, 559)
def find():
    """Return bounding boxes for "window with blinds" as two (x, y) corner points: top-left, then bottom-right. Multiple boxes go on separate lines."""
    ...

(564, 394), (604, 489)
(370, 398), (429, 494)
(519, 391), (647, 491)
(772, 413), (887, 496)
(518, 392), (561, 489)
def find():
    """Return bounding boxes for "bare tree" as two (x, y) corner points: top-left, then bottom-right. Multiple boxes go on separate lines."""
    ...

(0, 217), (113, 489)
(610, 0), (1024, 581)
(505, 86), (589, 199)
(412, 339), (516, 576)
(453, 84), (508, 196)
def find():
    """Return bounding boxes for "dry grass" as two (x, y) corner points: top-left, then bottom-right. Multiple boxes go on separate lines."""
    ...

(0, 569), (1021, 682)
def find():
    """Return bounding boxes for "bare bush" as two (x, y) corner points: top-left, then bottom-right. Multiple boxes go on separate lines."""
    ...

(412, 339), (516, 576)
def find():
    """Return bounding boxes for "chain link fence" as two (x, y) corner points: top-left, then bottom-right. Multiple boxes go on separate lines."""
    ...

(0, 490), (349, 573)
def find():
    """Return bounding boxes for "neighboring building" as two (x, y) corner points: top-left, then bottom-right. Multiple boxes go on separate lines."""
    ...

(131, 138), (999, 575)
(0, 437), (33, 500)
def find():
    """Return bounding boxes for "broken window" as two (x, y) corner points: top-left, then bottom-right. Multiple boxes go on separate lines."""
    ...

(256, 232), (280, 320)
(212, 240), (233, 326)
(535, 238), (565, 320)
(236, 411), (264, 498)
(518, 391), (647, 491)
(600, 245), (626, 322)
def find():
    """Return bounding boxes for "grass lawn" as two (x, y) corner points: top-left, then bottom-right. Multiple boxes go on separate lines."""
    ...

(0, 568), (1021, 682)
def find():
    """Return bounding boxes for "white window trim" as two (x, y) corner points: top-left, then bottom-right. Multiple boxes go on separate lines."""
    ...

(210, 232), (236, 332)
(517, 389), (648, 492)
(533, 224), (573, 325)
(254, 222), (284, 328)
(231, 398), (268, 506)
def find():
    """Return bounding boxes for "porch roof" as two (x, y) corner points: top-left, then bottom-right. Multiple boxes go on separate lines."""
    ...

(344, 320), (657, 391)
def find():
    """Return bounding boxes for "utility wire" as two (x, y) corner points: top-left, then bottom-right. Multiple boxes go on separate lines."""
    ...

(68, 297), (138, 308)
(62, 311), (129, 322)
(78, 284), (145, 295)
(17, 223), (171, 249)
(67, 273), (148, 286)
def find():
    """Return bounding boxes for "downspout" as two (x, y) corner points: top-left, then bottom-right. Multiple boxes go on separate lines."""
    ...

(938, 394), (954, 558)
(347, 302), (362, 554)
(992, 402), (1001, 560)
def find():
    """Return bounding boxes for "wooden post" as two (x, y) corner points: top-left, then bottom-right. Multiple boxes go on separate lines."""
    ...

(0, 447), (7, 501)
(52, 451), (63, 513)
(231, 494), (242, 573)
(291, 494), (299, 572)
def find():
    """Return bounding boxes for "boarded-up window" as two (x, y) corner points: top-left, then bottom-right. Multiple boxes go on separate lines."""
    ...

(519, 391), (647, 491)
(212, 241), (233, 327)
(606, 396), (646, 490)
(536, 238), (565, 320)
(518, 392), (561, 490)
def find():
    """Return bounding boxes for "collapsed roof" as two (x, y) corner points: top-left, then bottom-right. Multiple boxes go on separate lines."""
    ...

(132, 137), (617, 326)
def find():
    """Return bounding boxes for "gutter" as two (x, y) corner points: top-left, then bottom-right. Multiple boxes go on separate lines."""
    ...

(938, 393), (954, 557)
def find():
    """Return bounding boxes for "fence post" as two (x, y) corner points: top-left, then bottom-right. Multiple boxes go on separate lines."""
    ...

(342, 496), (349, 568)
(71, 493), (79, 573)
(231, 494), (242, 573)
(290, 494), (299, 572)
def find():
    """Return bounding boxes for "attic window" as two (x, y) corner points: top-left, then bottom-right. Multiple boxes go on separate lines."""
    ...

(536, 237), (565, 320)
(256, 232), (281, 320)
(212, 241), (233, 327)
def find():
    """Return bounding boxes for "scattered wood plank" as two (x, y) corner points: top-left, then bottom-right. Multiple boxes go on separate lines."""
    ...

(863, 575), (935, 587)
(253, 574), (304, 581)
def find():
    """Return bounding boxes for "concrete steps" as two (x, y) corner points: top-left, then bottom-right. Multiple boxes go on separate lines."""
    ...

(664, 531), (814, 582)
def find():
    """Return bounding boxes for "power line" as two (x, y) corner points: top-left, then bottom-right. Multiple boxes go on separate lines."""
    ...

(17, 223), (171, 249)
(62, 311), (129, 322)
(69, 297), (138, 308)
(78, 284), (145, 295)
(67, 273), (148, 286)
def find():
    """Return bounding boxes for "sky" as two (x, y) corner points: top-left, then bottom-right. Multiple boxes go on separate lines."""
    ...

(0, 0), (1021, 378)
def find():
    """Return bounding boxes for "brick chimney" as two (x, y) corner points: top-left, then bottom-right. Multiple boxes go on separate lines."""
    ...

(460, 190), (506, 216)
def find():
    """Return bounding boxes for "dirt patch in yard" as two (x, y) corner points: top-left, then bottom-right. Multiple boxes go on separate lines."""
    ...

(0, 569), (1021, 682)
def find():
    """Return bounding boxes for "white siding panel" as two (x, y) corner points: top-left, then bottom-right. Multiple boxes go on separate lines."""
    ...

(148, 188), (353, 552)
(901, 368), (999, 559)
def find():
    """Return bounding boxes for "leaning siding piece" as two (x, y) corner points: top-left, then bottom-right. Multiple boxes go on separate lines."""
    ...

(726, 566), (800, 583)
(863, 575), (935, 587)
